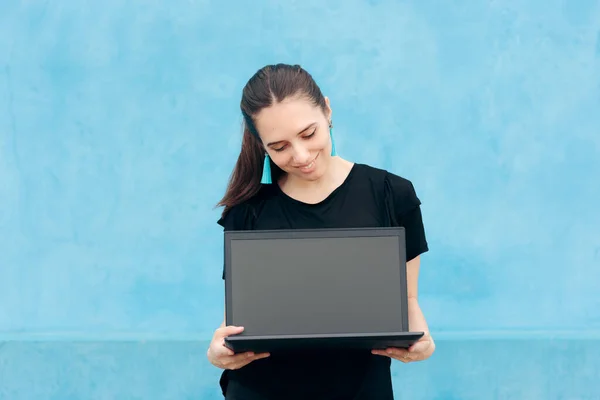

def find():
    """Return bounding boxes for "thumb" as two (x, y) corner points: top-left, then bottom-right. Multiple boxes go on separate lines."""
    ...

(218, 325), (245, 338)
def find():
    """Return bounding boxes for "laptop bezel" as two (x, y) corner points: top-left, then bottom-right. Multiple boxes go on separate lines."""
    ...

(224, 226), (409, 335)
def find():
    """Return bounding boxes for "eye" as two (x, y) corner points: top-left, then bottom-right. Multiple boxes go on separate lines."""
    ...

(303, 129), (316, 139)
(272, 129), (315, 152)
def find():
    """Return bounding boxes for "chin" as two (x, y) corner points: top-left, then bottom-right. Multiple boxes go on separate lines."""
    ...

(297, 164), (327, 181)
(300, 172), (324, 182)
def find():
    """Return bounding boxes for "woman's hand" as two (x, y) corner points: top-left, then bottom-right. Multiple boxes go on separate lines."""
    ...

(371, 298), (435, 363)
(371, 330), (435, 363)
(207, 325), (270, 370)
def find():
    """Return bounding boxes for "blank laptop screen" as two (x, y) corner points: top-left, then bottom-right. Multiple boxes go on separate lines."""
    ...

(227, 233), (406, 336)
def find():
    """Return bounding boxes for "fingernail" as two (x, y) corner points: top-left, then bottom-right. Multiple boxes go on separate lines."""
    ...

(386, 349), (393, 354)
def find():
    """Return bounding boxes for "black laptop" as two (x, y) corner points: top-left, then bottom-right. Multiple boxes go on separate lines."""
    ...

(223, 227), (424, 353)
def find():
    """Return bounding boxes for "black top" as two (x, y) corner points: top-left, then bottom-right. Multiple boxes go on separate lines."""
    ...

(216, 163), (429, 400)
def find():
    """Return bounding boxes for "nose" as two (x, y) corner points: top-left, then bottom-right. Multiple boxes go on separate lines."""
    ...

(292, 145), (311, 164)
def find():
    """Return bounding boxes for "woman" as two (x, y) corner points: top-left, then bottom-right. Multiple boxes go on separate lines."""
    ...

(207, 64), (435, 399)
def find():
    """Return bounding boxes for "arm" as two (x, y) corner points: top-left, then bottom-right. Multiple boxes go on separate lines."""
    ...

(406, 256), (429, 335)
(406, 254), (420, 300)
(404, 255), (435, 361)
(375, 173), (434, 362)
(372, 255), (435, 362)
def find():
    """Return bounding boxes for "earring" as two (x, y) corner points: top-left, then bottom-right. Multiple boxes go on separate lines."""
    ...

(261, 154), (272, 184)
(329, 121), (337, 156)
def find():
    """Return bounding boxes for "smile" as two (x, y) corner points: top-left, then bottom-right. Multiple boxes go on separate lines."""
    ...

(297, 152), (319, 171)
(299, 160), (315, 170)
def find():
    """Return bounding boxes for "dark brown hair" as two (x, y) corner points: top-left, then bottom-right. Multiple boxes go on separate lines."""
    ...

(216, 63), (328, 217)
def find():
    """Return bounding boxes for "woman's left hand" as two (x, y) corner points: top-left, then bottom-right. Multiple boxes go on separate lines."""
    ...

(371, 330), (435, 363)
(371, 298), (435, 363)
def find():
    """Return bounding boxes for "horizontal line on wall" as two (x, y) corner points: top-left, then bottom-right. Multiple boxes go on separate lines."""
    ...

(0, 330), (599, 342)
(434, 330), (600, 340)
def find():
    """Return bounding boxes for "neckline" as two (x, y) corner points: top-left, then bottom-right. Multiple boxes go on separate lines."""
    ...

(273, 163), (359, 207)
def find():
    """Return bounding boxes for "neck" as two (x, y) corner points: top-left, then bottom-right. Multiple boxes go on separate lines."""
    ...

(278, 156), (354, 204)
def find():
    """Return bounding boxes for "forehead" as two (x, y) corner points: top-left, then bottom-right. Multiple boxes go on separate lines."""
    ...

(254, 97), (322, 140)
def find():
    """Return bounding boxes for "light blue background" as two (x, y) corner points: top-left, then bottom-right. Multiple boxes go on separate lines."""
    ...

(1, 0), (599, 399)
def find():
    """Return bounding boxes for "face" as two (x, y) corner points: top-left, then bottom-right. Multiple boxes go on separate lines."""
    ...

(254, 96), (333, 182)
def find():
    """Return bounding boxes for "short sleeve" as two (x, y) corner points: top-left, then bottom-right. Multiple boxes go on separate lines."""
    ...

(217, 203), (253, 231)
(217, 203), (255, 279)
(384, 172), (429, 261)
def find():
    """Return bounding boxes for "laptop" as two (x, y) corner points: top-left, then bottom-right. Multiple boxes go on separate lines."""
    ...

(223, 227), (424, 353)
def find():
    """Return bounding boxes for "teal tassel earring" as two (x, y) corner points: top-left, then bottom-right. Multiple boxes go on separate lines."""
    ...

(261, 154), (272, 184)
(329, 121), (337, 156)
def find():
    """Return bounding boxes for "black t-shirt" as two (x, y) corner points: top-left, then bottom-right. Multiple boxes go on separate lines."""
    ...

(216, 163), (429, 400)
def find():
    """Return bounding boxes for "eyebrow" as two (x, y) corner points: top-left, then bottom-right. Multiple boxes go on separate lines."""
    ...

(266, 122), (316, 147)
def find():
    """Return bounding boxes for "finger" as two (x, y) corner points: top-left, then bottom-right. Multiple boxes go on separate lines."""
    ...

(389, 348), (419, 363)
(386, 347), (410, 358)
(371, 349), (387, 357)
(226, 351), (257, 365)
(227, 352), (270, 370)
(371, 348), (412, 362)
(216, 325), (245, 338)
(227, 351), (270, 365)
(213, 344), (235, 357)
(246, 352), (270, 363)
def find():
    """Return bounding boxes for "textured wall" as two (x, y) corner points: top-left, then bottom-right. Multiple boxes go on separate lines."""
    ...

(1, 0), (599, 398)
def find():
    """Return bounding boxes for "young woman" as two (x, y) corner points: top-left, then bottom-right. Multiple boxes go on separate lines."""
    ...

(207, 64), (435, 400)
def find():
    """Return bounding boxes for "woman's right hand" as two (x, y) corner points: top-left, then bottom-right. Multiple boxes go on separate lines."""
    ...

(207, 325), (270, 370)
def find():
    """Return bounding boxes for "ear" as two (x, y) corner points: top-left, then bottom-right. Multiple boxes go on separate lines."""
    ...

(324, 96), (332, 121)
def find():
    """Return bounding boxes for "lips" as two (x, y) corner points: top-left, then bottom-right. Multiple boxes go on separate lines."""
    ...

(299, 160), (315, 171)
(296, 152), (319, 171)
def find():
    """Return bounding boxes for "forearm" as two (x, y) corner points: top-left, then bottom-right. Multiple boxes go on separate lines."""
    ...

(373, 252), (434, 360)
(408, 297), (429, 333)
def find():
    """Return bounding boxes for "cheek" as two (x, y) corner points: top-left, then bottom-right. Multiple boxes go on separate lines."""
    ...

(270, 151), (293, 168)
(309, 132), (330, 151)
(316, 135), (329, 149)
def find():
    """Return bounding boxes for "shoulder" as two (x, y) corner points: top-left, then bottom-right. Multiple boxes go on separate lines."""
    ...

(216, 186), (273, 231)
(217, 203), (250, 231)
(356, 163), (422, 214)
(384, 170), (422, 214)
(357, 164), (429, 259)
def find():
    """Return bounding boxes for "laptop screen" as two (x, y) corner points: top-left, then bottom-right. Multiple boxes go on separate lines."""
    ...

(226, 231), (407, 336)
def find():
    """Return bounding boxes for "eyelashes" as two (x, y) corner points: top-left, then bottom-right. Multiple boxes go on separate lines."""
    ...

(272, 130), (316, 152)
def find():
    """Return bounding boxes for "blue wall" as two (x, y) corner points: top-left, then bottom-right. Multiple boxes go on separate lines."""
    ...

(1, 0), (599, 398)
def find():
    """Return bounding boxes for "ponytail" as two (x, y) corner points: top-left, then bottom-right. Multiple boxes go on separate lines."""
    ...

(216, 123), (274, 217)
